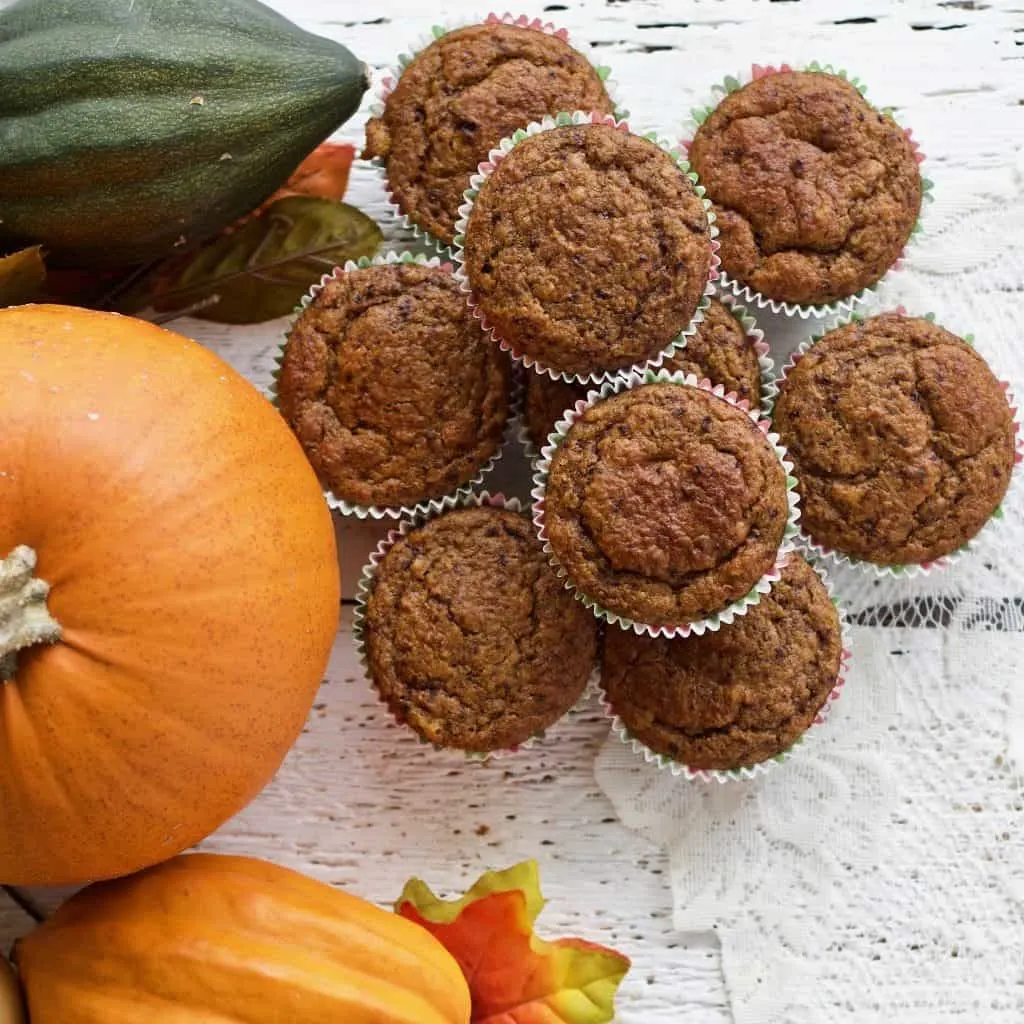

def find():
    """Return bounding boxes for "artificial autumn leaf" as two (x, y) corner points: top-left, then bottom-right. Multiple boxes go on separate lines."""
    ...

(121, 195), (382, 324)
(0, 247), (46, 307)
(397, 861), (630, 1024)
(256, 142), (356, 211)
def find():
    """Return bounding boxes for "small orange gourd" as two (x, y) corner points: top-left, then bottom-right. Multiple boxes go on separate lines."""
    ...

(0, 956), (24, 1024)
(15, 854), (471, 1024)
(0, 305), (340, 885)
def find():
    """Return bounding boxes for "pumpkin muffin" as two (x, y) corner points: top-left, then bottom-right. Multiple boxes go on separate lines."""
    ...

(542, 382), (790, 629)
(277, 262), (511, 510)
(362, 505), (599, 753)
(773, 313), (1016, 565)
(688, 70), (922, 307)
(363, 22), (614, 247)
(463, 123), (713, 378)
(523, 297), (763, 450)
(602, 554), (841, 770)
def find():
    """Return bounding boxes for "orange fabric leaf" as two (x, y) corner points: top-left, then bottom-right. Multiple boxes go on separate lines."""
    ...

(257, 142), (356, 211)
(396, 862), (629, 1024)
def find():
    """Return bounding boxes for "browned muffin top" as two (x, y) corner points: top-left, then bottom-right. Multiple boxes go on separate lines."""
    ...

(524, 376), (592, 454)
(689, 71), (922, 306)
(277, 263), (511, 509)
(363, 23), (613, 246)
(544, 382), (790, 627)
(773, 313), (1016, 565)
(464, 124), (713, 378)
(602, 554), (841, 770)
(364, 505), (599, 752)
(522, 297), (763, 450)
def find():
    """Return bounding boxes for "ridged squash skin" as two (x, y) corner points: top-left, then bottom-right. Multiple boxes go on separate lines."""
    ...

(0, 306), (340, 885)
(0, 0), (369, 266)
(15, 854), (472, 1024)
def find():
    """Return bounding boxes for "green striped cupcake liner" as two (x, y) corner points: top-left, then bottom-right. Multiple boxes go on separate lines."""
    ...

(531, 367), (802, 639)
(681, 62), (934, 320)
(452, 109), (722, 385)
(367, 12), (628, 256)
(268, 250), (519, 520)
(352, 490), (599, 764)
(774, 308), (1022, 578)
(599, 555), (851, 784)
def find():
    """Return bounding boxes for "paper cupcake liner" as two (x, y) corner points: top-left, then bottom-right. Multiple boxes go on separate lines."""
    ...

(530, 367), (802, 639)
(516, 292), (776, 466)
(681, 62), (934, 320)
(268, 250), (520, 520)
(600, 555), (851, 783)
(367, 13), (629, 256)
(452, 109), (722, 385)
(775, 308), (1023, 578)
(352, 490), (599, 763)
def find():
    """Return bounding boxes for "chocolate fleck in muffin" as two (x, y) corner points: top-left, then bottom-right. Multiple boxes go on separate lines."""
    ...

(277, 262), (511, 510)
(689, 70), (922, 307)
(523, 297), (763, 450)
(773, 313), (1016, 566)
(543, 382), (790, 628)
(602, 554), (841, 771)
(363, 505), (599, 753)
(463, 124), (713, 379)
(363, 23), (614, 247)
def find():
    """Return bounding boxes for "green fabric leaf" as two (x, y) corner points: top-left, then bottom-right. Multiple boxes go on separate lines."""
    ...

(122, 197), (381, 324)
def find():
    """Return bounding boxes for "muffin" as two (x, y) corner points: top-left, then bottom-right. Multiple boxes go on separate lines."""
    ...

(602, 554), (842, 771)
(523, 296), (764, 450)
(462, 122), (713, 379)
(773, 313), (1016, 566)
(277, 261), (511, 511)
(689, 69), (923, 307)
(541, 381), (791, 629)
(361, 504), (599, 753)
(363, 22), (614, 247)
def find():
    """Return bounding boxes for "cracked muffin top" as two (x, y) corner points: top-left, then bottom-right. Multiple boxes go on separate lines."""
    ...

(276, 262), (511, 509)
(688, 70), (922, 307)
(602, 553), (841, 770)
(363, 23), (614, 247)
(522, 296), (765, 451)
(363, 505), (598, 753)
(463, 123), (713, 378)
(773, 313), (1016, 565)
(543, 382), (790, 628)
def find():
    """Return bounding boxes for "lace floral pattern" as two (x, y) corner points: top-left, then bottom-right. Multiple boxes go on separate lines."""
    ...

(595, 183), (1024, 1021)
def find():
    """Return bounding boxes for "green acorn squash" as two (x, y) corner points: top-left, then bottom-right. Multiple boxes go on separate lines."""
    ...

(0, 0), (370, 267)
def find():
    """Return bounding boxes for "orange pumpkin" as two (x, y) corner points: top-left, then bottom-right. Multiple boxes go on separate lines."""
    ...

(0, 956), (24, 1024)
(0, 305), (339, 885)
(15, 853), (471, 1024)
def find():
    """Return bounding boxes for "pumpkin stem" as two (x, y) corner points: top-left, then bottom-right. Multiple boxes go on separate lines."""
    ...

(0, 546), (62, 682)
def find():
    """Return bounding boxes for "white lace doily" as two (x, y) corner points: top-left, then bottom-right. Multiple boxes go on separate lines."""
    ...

(596, 145), (1024, 1022)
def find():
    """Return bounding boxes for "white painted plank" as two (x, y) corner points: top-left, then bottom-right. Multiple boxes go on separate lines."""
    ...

(3, 2), (1019, 1019)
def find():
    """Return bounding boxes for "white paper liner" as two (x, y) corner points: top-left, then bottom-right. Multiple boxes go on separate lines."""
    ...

(452, 109), (722, 385)
(531, 368), (802, 638)
(352, 490), (600, 763)
(774, 308), (1023, 578)
(680, 62), (934, 320)
(516, 292), (777, 465)
(269, 250), (519, 519)
(367, 13), (629, 255)
(600, 555), (851, 783)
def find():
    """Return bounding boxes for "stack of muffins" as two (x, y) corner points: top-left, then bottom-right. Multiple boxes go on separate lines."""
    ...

(273, 18), (1018, 779)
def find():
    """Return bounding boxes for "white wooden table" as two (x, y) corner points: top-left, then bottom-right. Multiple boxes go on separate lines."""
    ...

(3, 2), (1021, 1020)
